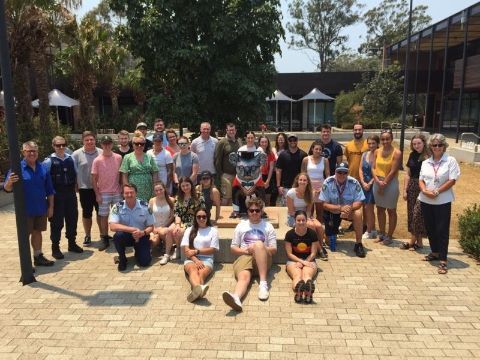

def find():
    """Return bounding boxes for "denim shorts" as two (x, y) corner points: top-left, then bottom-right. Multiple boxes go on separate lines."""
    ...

(184, 255), (214, 269)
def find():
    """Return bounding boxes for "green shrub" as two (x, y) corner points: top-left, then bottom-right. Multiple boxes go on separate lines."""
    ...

(458, 204), (480, 260)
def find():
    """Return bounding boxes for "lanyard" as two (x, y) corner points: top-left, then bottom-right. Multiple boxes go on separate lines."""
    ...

(432, 160), (443, 180)
(335, 180), (346, 204)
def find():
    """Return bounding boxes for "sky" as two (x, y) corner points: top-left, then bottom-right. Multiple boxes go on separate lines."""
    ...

(75, 0), (479, 73)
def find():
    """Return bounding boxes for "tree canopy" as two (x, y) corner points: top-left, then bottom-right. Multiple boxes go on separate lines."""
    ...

(287, 0), (362, 72)
(109, 0), (284, 132)
(360, 0), (431, 53)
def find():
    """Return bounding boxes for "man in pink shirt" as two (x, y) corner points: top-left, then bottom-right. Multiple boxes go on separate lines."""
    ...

(92, 135), (123, 251)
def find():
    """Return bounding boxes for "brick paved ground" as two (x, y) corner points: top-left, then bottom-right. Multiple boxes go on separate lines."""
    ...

(0, 203), (479, 360)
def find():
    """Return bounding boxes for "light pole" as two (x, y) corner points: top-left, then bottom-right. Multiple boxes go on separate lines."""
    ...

(399, 0), (414, 157)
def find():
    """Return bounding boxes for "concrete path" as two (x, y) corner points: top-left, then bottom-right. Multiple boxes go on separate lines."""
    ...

(0, 203), (479, 359)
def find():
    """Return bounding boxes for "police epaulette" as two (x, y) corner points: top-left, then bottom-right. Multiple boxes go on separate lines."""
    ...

(140, 200), (148, 206)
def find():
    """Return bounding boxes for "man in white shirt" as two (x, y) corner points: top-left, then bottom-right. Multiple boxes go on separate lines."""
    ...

(147, 133), (174, 193)
(191, 122), (218, 182)
(222, 198), (277, 312)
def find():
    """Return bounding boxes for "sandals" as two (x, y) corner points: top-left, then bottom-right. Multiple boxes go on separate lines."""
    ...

(409, 244), (423, 251)
(400, 242), (412, 250)
(438, 262), (448, 274)
(303, 280), (315, 304)
(294, 280), (305, 303)
(423, 253), (439, 261)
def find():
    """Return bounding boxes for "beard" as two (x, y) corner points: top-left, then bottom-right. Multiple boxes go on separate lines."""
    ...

(354, 133), (363, 140)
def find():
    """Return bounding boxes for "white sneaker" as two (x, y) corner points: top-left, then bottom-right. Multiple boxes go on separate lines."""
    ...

(187, 285), (203, 303)
(370, 230), (378, 238)
(170, 248), (180, 260)
(222, 291), (242, 311)
(362, 231), (370, 240)
(200, 284), (209, 298)
(159, 254), (170, 265)
(258, 284), (269, 301)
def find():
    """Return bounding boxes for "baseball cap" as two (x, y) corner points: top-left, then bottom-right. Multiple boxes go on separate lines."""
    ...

(287, 134), (298, 140)
(200, 170), (213, 178)
(152, 133), (163, 142)
(100, 135), (113, 144)
(335, 162), (349, 173)
(136, 122), (148, 129)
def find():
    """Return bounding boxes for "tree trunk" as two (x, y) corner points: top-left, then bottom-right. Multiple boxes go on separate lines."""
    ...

(12, 61), (34, 142)
(30, 49), (52, 131)
(109, 85), (120, 122)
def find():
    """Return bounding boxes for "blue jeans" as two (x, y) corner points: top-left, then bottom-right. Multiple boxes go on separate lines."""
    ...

(113, 231), (151, 267)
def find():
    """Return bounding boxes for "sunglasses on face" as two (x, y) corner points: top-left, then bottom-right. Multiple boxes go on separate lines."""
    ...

(54, 144), (67, 148)
(288, 139), (297, 142)
(431, 143), (444, 148)
(201, 177), (211, 181)
(24, 150), (38, 154)
(178, 143), (188, 146)
(133, 142), (145, 146)
(248, 208), (261, 213)
(196, 215), (207, 220)
(336, 171), (348, 175)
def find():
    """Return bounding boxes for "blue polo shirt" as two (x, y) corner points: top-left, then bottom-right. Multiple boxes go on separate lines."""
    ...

(4, 160), (55, 216)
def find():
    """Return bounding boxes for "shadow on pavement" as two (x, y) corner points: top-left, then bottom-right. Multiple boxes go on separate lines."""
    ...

(29, 281), (152, 306)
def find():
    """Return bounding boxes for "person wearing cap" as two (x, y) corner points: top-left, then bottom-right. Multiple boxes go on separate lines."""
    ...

(319, 162), (366, 258)
(147, 132), (174, 193)
(134, 122), (153, 152)
(275, 134), (307, 206)
(43, 136), (83, 259)
(147, 118), (168, 144)
(191, 122), (218, 181)
(72, 131), (103, 247)
(196, 170), (221, 223)
(91, 135), (123, 251)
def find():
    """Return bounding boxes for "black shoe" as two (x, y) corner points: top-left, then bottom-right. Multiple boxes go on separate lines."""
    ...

(318, 245), (328, 261)
(354, 243), (366, 258)
(294, 280), (305, 303)
(304, 279), (315, 304)
(34, 253), (55, 266)
(51, 244), (64, 260)
(118, 259), (127, 271)
(83, 235), (92, 247)
(98, 237), (109, 252)
(68, 242), (83, 253)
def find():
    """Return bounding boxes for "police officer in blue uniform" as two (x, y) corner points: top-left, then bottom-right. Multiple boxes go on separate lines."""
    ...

(319, 162), (366, 258)
(109, 183), (155, 271)
(43, 136), (83, 259)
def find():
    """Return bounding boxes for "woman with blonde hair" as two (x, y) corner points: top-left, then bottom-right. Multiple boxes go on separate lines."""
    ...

(286, 173), (326, 260)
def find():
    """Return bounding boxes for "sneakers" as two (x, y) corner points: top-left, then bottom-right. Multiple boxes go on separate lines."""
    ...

(318, 245), (328, 261)
(362, 230), (378, 240)
(294, 280), (305, 303)
(382, 236), (393, 245)
(222, 291), (243, 312)
(34, 253), (55, 266)
(258, 284), (269, 301)
(304, 279), (315, 304)
(374, 232), (385, 243)
(159, 254), (170, 265)
(200, 284), (209, 298)
(98, 237), (109, 251)
(68, 242), (83, 253)
(187, 285), (203, 303)
(83, 235), (92, 247)
(170, 246), (180, 260)
(51, 244), (64, 260)
(354, 243), (366, 258)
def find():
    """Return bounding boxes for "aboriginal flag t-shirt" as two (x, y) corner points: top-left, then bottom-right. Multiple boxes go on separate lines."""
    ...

(284, 228), (318, 260)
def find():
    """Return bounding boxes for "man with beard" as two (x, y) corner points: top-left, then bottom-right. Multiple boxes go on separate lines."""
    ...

(344, 123), (368, 181)
(320, 124), (343, 176)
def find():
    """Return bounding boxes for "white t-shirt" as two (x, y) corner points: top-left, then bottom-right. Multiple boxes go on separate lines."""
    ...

(231, 219), (277, 249)
(181, 226), (219, 260)
(286, 188), (307, 211)
(238, 145), (264, 152)
(147, 148), (173, 185)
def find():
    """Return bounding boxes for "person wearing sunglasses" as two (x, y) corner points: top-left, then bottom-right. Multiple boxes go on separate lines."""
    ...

(418, 134), (460, 275)
(120, 131), (159, 202)
(223, 198), (277, 312)
(319, 162), (366, 258)
(133, 122), (153, 152)
(181, 208), (219, 302)
(4, 141), (55, 266)
(172, 136), (199, 187)
(195, 170), (221, 224)
(43, 136), (83, 260)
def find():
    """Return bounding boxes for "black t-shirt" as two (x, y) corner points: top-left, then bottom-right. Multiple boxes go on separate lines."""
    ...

(113, 145), (133, 158)
(406, 151), (423, 179)
(276, 148), (307, 187)
(284, 227), (318, 260)
(322, 140), (343, 175)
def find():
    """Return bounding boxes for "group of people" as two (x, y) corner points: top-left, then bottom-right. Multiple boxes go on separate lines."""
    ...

(3, 118), (460, 311)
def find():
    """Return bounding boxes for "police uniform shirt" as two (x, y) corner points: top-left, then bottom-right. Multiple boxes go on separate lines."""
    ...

(109, 199), (155, 229)
(319, 175), (365, 205)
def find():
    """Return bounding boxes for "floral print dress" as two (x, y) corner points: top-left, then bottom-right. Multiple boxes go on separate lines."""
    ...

(174, 195), (205, 227)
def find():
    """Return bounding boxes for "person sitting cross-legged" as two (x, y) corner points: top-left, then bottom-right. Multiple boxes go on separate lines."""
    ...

(222, 198), (277, 312)
(109, 183), (155, 271)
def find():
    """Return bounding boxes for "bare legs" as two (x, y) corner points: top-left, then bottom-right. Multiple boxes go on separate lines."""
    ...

(233, 241), (269, 299)
(184, 263), (212, 288)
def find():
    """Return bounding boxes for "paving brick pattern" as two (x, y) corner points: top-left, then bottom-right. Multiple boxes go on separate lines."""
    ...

(0, 204), (479, 359)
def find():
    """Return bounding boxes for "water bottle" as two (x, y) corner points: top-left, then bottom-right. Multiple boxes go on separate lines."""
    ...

(329, 235), (337, 252)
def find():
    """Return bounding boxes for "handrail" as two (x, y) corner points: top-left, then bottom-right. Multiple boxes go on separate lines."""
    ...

(460, 132), (480, 152)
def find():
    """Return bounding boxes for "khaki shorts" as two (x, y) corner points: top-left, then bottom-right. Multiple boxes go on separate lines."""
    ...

(27, 215), (47, 233)
(233, 254), (272, 278)
(221, 173), (235, 200)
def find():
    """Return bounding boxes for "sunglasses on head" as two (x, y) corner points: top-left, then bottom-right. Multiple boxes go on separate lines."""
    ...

(133, 142), (145, 146)
(54, 144), (67, 148)
(248, 208), (261, 213)
(431, 143), (444, 148)
(196, 215), (207, 220)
